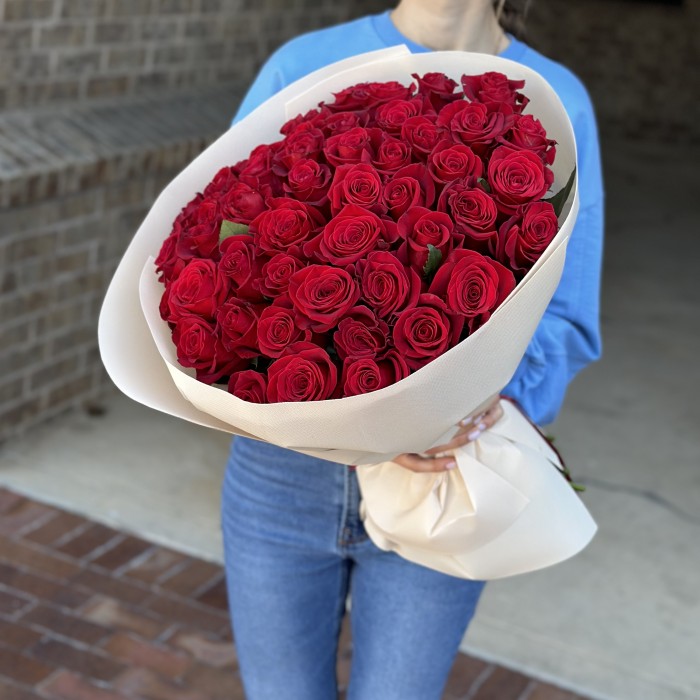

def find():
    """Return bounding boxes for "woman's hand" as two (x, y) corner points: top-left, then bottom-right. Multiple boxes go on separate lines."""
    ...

(391, 394), (504, 473)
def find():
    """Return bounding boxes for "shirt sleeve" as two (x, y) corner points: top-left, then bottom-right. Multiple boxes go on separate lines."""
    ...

(501, 90), (605, 426)
(231, 51), (286, 125)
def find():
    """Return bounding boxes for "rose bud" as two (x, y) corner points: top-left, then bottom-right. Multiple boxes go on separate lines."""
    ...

(392, 293), (462, 371)
(219, 181), (266, 224)
(436, 100), (514, 155)
(255, 252), (305, 298)
(397, 205), (462, 272)
(501, 113), (557, 165)
(488, 145), (554, 214)
(356, 251), (421, 319)
(283, 158), (332, 205)
(288, 265), (360, 332)
(401, 115), (445, 159)
(166, 258), (229, 323)
(219, 235), (263, 302)
(428, 249), (515, 331)
(370, 134), (412, 175)
(382, 163), (436, 220)
(412, 71), (461, 111)
(228, 370), (267, 403)
(267, 341), (338, 402)
(374, 97), (425, 134)
(333, 305), (389, 361)
(328, 163), (385, 215)
(498, 201), (559, 274)
(340, 357), (385, 397)
(461, 71), (529, 114)
(437, 180), (499, 247)
(250, 198), (325, 254)
(257, 302), (310, 358)
(216, 298), (261, 359)
(427, 138), (483, 185)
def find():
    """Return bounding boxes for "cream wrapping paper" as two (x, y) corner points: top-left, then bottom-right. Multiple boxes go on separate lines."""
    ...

(99, 46), (597, 579)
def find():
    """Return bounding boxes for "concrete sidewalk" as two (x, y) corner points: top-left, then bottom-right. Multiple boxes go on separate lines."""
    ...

(1, 138), (698, 700)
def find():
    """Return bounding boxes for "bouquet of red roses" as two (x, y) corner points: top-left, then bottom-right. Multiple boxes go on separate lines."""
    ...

(99, 47), (596, 579)
(154, 69), (573, 405)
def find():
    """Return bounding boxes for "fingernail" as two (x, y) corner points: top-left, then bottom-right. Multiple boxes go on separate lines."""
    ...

(467, 428), (482, 441)
(460, 412), (485, 427)
(477, 422), (487, 431)
(445, 461), (457, 470)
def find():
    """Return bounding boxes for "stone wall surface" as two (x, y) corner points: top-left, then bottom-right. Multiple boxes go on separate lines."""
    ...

(1, 0), (697, 441)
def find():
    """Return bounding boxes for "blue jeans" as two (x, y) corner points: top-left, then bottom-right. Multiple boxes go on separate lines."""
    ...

(221, 436), (487, 700)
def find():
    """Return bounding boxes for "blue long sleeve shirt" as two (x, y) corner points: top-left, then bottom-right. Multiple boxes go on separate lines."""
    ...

(231, 11), (604, 425)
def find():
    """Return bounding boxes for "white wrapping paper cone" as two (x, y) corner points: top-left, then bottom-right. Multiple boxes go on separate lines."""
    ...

(358, 400), (597, 579)
(98, 46), (597, 579)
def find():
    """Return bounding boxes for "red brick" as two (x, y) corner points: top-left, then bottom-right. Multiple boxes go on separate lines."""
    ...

(0, 536), (80, 580)
(90, 536), (151, 571)
(0, 495), (55, 536)
(30, 638), (127, 682)
(39, 669), (133, 700)
(0, 488), (24, 513)
(21, 603), (111, 645)
(69, 568), (150, 606)
(102, 631), (192, 678)
(56, 523), (122, 560)
(471, 665), (532, 700)
(182, 663), (246, 699)
(144, 594), (228, 634)
(0, 588), (33, 616)
(0, 679), (44, 700)
(444, 654), (492, 698)
(0, 644), (55, 685)
(158, 559), (222, 597)
(23, 511), (87, 547)
(80, 597), (168, 640)
(527, 682), (581, 700)
(114, 667), (208, 700)
(166, 630), (237, 668)
(194, 575), (228, 611)
(122, 546), (187, 584)
(0, 618), (43, 651)
(0, 563), (89, 609)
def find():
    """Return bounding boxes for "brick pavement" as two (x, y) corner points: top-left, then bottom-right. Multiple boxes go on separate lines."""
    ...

(0, 487), (593, 700)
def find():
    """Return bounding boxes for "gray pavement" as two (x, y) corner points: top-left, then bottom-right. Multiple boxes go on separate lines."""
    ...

(1, 138), (698, 700)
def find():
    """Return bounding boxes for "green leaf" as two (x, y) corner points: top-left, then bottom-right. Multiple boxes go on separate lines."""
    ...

(543, 167), (576, 218)
(477, 177), (491, 193)
(422, 244), (443, 282)
(219, 220), (251, 243)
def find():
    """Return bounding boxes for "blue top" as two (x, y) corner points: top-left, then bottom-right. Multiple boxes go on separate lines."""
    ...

(231, 11), (604, 425)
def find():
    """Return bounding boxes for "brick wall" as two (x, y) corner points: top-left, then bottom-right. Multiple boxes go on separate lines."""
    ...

(0, 0), (387, 110)
(1, 0), (697, 441)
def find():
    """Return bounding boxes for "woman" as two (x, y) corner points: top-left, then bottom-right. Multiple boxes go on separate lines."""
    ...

(221, 1), (604, 698)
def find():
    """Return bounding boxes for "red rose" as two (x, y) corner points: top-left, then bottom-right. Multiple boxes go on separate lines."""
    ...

(324, 127), (378, 167)
(155, 232), (186, 284)
(174, 197), (220, 260)
(374, 97), (424, 134)
(218, 235), (263, 302)
(328, 81), (413, 112)
(501, 114), (556, 165)
(427, 138), (483, 185)
(355, 251), (421, 319)
(487, 146), (554, 214)
(219, 181), (266, 224)
(172, 315), (241, 384)
(412, 72), (460, 111)
(437, 181), (498, 245)
(328, 163), (384, 215)
(250, 198), (325, 253)
(166, 259), (228, 322)
(216, 298), (260, 358)
(436, 101), (513, 154)
(333, 306), (389, 361)
(401, 115), (444, 159)
(274, 124), (325, 174)
(255, 252), (305, 298)
(267, 341), (338, 402)
(312, 204), (396, 266)
(288, 265), (360, 332)
(257, 302), (310, 358)
(376, 349), (410, 385)
(279, 108), (324, 136)
(428, 249), (515, 331)
(341, 357), (384, 397)
(228, 370), (267, 403)
(392, 294), (461, 370)
(371, 134), (412, 175)
(203, 166), (238, 198)
(498, 201), (558, 274)
(397, 206), (461, 272)
(461, 71), (529, 114)
(318, 109), (367, 136)
(382, 163), (436, 220)
(237, 143), (284, 198)
(283, 158), (332, 205)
